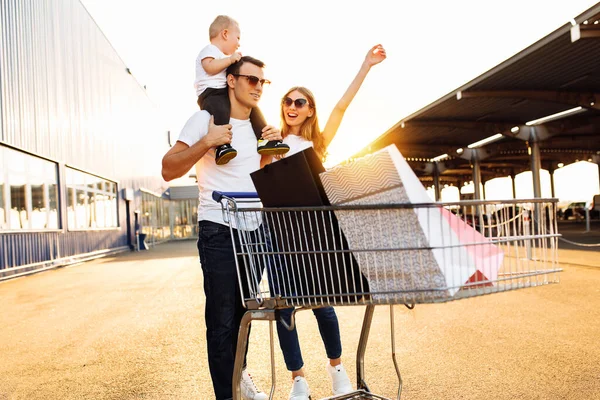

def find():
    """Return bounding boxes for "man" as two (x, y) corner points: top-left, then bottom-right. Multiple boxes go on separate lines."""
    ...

(162, 56), (280, 400)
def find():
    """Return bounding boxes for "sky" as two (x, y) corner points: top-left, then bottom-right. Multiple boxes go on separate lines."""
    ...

(80, 0), (600, 202)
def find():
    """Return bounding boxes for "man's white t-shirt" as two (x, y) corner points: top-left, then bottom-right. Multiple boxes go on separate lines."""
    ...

(282, 134), (314, 157)
(177, 111), (261, 229)
(194, 44), (228, 97)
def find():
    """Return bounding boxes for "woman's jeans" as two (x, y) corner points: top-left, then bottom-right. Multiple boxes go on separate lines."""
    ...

(276, 306), (342, 371)
(265, 232), (343, 372)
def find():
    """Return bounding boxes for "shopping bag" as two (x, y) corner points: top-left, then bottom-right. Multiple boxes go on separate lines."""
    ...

(250, 147), (328, 207)
(250, 148), (370, 306)
(319, 144), (504, 301)
(439, 207), (503, 287)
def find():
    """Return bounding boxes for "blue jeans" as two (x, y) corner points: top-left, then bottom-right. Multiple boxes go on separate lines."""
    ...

(276, 306), (342, 371)
(197, 220), (262, 400)
(264, 231), (343, 372)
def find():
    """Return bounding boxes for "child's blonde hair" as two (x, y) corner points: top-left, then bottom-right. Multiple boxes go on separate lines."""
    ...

(209, 15), (238, 39)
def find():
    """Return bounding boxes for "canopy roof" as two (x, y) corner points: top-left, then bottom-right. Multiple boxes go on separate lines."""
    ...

(356, 4), (600, 185)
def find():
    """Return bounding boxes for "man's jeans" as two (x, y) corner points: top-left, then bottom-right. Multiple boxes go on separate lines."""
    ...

(197, 220), (259, 400)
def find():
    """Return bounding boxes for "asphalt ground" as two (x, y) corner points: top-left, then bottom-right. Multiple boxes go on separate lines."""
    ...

(0, 229), (599, 400)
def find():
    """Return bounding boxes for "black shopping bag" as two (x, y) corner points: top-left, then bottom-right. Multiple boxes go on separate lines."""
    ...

(251, 147), (328, 207)
(250, 148), (369, 305)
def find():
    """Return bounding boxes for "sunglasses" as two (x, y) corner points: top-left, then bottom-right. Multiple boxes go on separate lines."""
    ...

(282, 97), (309, 108)
(232, 74), (271, 86)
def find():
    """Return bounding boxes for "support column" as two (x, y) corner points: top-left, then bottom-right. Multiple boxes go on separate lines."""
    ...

(481, 180), (487, 200)
(549, 167), (556, 199)
(472, 154), (482, 200)
(597, 160), (600, 191)
(529, 139), (543, 199)
(472, 152), (484, 232)
(528, 135), (544, 237)
(433, 163), (441, 201)
(510, 171), (517, 199)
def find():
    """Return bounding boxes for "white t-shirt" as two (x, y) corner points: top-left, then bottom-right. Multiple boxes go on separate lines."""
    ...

(282, 134), (314, 157)
(194, 44), (228, 97)
(177, 111), (261, 230)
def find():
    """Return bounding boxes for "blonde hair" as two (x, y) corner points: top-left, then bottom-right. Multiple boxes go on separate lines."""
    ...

(280, 87), (326, 160)
(209, 15), (238, 39)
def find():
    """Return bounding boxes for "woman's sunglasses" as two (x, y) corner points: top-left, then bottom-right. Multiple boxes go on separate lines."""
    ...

(282, 97), (309, 108)
(232, 74), (271, 86)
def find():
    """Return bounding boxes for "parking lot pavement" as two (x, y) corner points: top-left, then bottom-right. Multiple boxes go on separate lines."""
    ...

(0, 240), (599, 399)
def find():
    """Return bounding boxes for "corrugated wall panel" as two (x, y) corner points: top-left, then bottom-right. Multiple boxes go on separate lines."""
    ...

(0, 230), (126, 274)
(0, 0), (170, 273)
(0, 0), (168, 183)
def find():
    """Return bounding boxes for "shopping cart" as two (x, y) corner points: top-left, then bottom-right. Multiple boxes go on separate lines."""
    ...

(213, 192), (561, 400)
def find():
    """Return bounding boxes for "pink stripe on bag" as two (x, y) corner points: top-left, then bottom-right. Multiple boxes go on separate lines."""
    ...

(440, 208), (504, 287)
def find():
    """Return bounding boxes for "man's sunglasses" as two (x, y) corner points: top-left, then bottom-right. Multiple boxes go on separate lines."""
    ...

(282, 97), (309, 108)
(232, 74), (271, 86)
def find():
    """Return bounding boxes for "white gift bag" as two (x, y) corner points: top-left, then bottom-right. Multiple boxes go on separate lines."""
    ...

(319, 145), (503, 302)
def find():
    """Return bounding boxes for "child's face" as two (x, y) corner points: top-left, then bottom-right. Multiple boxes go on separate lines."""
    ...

(222, 24), (241, 55)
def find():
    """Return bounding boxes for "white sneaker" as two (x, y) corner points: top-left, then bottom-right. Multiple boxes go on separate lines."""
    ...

(289, 376), (311, 400)
(326, 362), (353, 395)
(240, 369), (268, 400)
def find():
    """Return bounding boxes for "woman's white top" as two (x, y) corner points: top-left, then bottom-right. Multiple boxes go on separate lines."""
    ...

(282, 134), (313, 157)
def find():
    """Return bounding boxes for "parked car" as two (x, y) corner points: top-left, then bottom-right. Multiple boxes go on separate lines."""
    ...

(558, 199), (600, 220)
(591, 195), (600, 219)
(561, 202), (586, 220)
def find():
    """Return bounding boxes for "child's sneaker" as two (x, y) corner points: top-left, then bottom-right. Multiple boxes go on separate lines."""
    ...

(289, 376), (311, 400)
(326, 362), (353, 395)
(240, 369), (268, 400)
(257, 139), (290, 156)
(216, 144), (237, 165)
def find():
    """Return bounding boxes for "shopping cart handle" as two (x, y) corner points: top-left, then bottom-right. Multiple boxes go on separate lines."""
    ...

(212, 191), (259, 202)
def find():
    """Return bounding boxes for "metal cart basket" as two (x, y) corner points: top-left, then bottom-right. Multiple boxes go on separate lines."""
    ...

(213, 192), (561, 400)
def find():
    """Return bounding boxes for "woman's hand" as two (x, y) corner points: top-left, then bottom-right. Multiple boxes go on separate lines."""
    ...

(365, 44), (386, 67)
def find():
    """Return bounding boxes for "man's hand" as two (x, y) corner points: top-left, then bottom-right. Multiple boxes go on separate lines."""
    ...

(204, 116), (233, 148)
(260, 125), (283, 142)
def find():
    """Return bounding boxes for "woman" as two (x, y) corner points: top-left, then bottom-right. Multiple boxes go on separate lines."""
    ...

(272, 44), (386, 400)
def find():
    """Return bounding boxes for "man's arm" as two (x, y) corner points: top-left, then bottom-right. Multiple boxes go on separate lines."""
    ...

(161, 140), (210, 182)
(161, 116), (232, 181)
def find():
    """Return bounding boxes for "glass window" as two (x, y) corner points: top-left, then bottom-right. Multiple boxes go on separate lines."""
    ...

(110, 195), (117, 227)
(76, 189), (88, 229)
(0, 146), (60, 231)
(45, 161), (59, 229)
(30, 183), (45, 229)
(10, 183), (27, 229)
(95, 193), (106, 228)
(140, 190), (172, 242)
(65, 167), (118, 230)
(67, 187), (76, 230)
(48, 183), (59, 229)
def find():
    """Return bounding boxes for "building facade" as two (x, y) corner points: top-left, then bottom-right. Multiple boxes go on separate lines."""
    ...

(0, 0), (174, 278)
